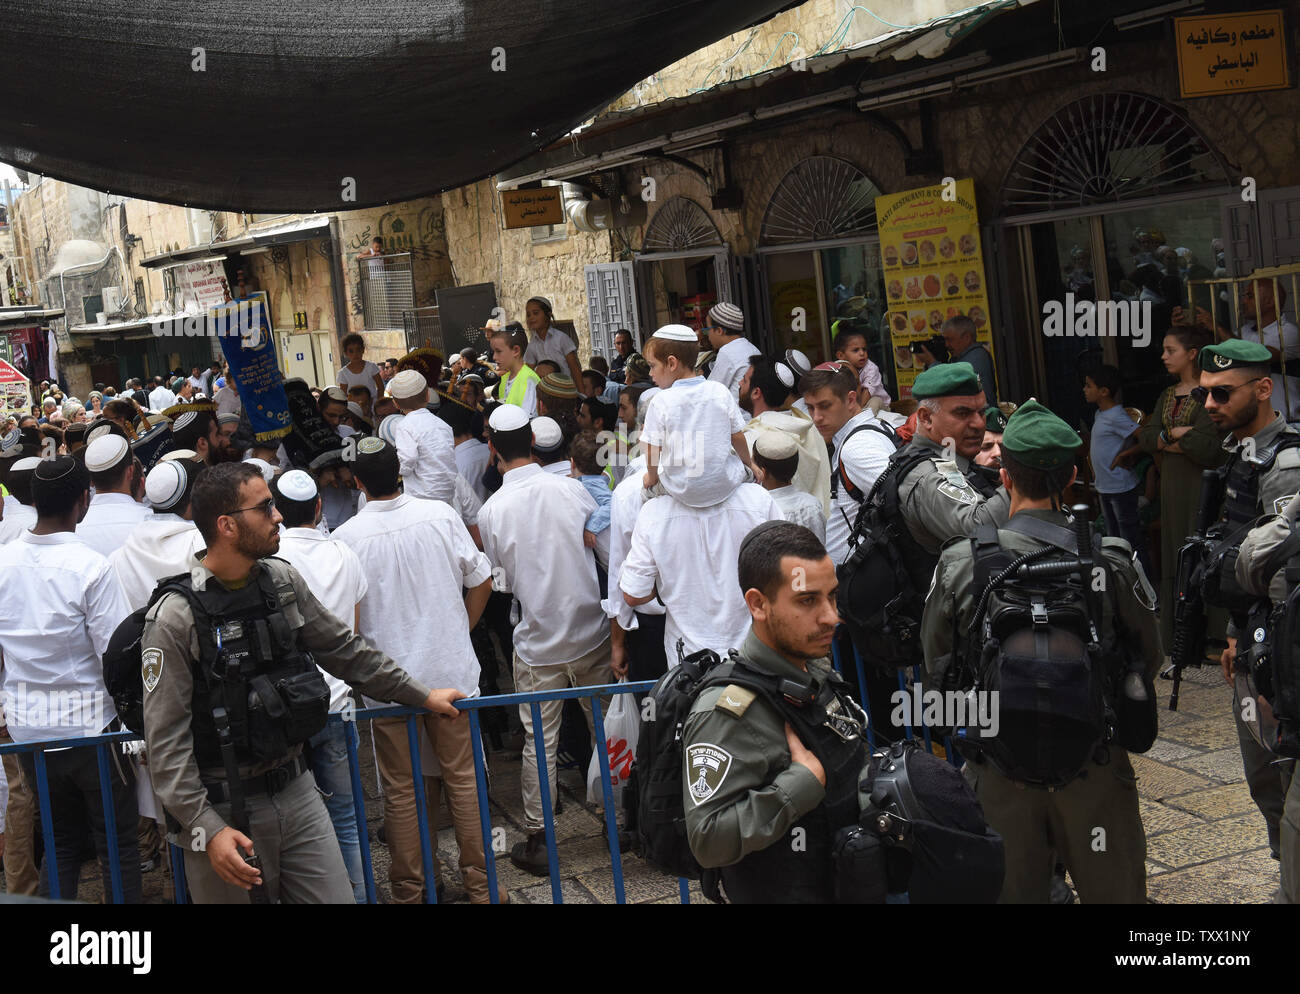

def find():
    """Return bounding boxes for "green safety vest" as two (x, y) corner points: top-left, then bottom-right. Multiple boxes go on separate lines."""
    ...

(502, 366), (541, 408)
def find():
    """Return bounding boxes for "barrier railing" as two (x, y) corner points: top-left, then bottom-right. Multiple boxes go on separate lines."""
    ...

(0, 637), (950, 905)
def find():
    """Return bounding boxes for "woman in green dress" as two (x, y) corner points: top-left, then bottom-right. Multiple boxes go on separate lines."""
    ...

(1135, 325), (1227, 651)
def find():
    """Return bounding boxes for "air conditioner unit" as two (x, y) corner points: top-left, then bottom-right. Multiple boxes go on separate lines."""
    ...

(101, 286), (122, 313)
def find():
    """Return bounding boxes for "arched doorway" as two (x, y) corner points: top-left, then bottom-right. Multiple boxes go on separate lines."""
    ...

(758, 156), (888, 385)
(997, 91), (1235, 422)
(634, 196), (730, 339)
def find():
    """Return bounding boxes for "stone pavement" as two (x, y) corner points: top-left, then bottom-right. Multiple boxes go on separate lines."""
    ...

(6, 660), (1283, 904)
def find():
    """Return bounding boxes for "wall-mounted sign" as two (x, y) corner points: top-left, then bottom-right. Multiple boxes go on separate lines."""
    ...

(875, 179), (996, 401)
(502, 187), (564, 229)
(0, 357), (30, 418)
(1175, 10), (1290, 98)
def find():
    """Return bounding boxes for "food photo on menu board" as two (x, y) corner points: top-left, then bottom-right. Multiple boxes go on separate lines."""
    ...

(876, 179), (996, 399)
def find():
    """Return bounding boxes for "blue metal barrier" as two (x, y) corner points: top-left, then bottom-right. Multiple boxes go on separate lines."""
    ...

(0, 666), (959, 904)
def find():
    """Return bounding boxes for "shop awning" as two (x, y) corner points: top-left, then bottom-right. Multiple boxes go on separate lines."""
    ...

(67, 315), (161, 337)
(140, 215), (333, 269)
(0, 307), (63, 329)
(0, 0), (799, 213)
(497, 0), (1056, 188)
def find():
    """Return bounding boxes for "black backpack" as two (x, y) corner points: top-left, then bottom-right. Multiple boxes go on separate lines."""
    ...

(956, 517), (1122, 787)
(102, 573), (194, 734)
(628, 643), (808, 880)
(836, 444), (935, 671)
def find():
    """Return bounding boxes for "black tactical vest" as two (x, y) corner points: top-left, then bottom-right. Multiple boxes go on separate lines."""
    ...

(1204, 434), (1300, 613)
(716, 667), (868, 904)
(181, 565), (329, 769)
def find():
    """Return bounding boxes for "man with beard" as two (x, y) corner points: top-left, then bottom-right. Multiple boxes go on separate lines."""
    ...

(682, 521), (867, 903)
(739, 355), (830, 518)
(167, 405), (231, 466)
(141, 462), (467, 903)
(1193, 339), (1299, 866)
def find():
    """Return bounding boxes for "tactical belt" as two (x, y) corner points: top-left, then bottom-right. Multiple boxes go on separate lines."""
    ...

(203, 753), (309, 805)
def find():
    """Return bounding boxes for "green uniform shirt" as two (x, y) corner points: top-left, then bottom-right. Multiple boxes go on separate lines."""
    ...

(681, 628), (830, 869)
(142, 556), (432, 844)
(920, 508), (1163, 692)
(897, 435), (1011, 556)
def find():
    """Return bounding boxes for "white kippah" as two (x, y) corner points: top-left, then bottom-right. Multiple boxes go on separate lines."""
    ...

(347, 400), (370, 423)
(379, 413), (405, 446)
(489, 404), (529, 431)
(528, 295), (553, 312)
(532, 416), (562, 450)
(324, 386), (348, 403)
(784, 349), (812, 377)
(755, 431), (798, 460)
(217, 412), (241, 426)
(171, 410), (200, 433)
(242, 457), (277, 482)
(11, 456), (41, 472)
(277, 469), (317, 502)
(775, 362), (795, 387)
(84, 434), (130, 473)
(652, 324), (698, 342)
(389, 369), (427, 399)
(145, 461), (187, 511)
(161, 449), (198, 462)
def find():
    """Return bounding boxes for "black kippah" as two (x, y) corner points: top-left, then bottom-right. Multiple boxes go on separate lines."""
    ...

(34, 455), (77, 481)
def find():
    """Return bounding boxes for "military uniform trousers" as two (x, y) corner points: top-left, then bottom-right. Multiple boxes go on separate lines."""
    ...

(182, 767), (354, 904)
(372, 712), (504, 904)
(1281, 771), (1300, 903)
(966, 750), (1146, 904)
(513, 638), (612, 833)
(1234, 692), (1294, 857)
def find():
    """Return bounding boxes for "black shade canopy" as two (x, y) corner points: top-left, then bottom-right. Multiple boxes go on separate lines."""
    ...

(1, 0), (794, 211)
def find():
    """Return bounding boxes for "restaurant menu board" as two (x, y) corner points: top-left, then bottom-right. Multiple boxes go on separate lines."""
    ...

(1175, 10), (1290, 98)
(0, 358), (30, 418)
(875, 179), (995, 400)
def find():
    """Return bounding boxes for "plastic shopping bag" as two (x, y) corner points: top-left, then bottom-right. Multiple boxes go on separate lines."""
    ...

(586, 683), (640, 806)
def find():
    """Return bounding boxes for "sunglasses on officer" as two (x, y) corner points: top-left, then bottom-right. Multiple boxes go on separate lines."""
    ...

(1190, 378), (1263, 406)
(226, 496), (277, 518)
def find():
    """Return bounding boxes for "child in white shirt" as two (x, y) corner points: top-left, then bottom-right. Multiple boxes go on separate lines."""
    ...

(640, 325), (751, 508)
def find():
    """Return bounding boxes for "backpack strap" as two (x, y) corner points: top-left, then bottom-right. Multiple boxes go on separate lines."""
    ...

(831, 421), (899, 504)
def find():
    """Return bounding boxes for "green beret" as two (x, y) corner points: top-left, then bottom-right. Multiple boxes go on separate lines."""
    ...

(1001, 399), (1082, 470)
(1199, 338), (1272, 372)
(984, 405), (1008, 434)
(912, 361), (982, 399)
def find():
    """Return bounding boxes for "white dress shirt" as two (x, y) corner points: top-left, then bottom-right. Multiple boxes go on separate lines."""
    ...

(541, 460), (572, 476)
(76, 491), (152, 559)
(708, 336), (761, 400)
(394, 407), (458, 502)
(523, 326), (578, 370)
(109, 513), (206, 610)
(640, 376), (747, 508)
(333, 493), (491, 698)
(455, 437), (491, 501)
(478, 463), (607, 666)
(770, 484), (826, 543)
(620, 483), (782, 662)
(147, 386), (178, 411)
(0, 502), (37, 544)
(0, 532), (130, 741)
(603, 455), (664, 631)
(276, 528), (369, 712)
(825, 410), (896, 565)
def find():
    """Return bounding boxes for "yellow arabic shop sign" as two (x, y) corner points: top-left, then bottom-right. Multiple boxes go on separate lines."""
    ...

(875, 179), (995, 401)
(1175, 10), (1290, 98)
(502, 187), (564, 229)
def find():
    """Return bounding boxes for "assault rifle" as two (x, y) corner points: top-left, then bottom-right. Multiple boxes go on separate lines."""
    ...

(1168, 470), (1225, 711)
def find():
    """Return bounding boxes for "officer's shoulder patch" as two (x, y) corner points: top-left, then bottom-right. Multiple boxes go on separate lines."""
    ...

(141, 648), (164, 694)
(935, 477), (977, 505)
(685, 742), (733, 806)
(713, 684), (756, 718)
